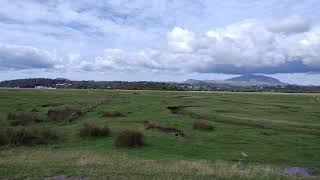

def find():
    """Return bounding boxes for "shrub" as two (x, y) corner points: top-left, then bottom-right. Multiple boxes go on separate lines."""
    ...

(193, 120), (214, 130)
(115, 129), (143, 148)
(79, 123), (110, 138)
(102, 110), (125, 117)
(48, 107), (83, 122)
(7, 112), (41, 126)
(5, 128), (58, 146)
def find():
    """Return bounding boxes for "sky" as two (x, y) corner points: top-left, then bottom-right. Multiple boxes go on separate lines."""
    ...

(0, 0), (320, 85)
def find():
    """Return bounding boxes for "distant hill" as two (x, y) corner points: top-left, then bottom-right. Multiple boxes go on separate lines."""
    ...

(185, 75), (286, 87)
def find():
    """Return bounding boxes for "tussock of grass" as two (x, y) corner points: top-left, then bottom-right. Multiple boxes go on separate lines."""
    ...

(193, 119), (214, 130)
(7, 112), (42, 126)
(48, 107), (83, 122)
(79, 123), (110, 138)
(115, 129), (143, 148)
(101, 110), (125, 117)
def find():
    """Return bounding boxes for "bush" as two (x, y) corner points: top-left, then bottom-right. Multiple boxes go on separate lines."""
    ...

(48, 107), (83, 122)
(7, 112), (41, 126)
(102, 110), (125, 117)
(79, 123), (110, 138)
(115, 129), (143, 148)
(5, 128), (58, 146)
(193, 120), (214, 130)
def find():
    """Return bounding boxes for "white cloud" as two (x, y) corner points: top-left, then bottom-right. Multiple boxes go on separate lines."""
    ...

(168, 27), (195, 53)
(0, 44), (57, 70)
(77, 19), (320, 74)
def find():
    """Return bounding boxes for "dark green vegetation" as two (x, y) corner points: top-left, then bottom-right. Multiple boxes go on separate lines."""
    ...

(0, 78), (195, 91)
(0, 89), (319, 179)
(2, 78), (320, 92)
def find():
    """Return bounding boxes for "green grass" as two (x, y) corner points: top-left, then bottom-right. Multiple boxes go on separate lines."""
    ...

(0, 89), (319, 179)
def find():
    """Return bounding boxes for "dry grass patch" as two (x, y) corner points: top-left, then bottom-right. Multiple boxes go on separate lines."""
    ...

(79, 123), (110, 138)
(0, 150), (311, 180)
(115, 129), (144, 148)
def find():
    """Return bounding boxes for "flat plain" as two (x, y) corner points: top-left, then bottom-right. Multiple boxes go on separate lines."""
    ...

(0, 89), (319, 179)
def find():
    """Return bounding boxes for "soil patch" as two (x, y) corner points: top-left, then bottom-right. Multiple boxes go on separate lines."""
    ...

(167, 106), (184, 115)
(144, 122), (185, 137)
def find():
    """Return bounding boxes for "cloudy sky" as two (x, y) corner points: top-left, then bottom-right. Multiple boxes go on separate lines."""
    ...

(0, 0), (320, 85)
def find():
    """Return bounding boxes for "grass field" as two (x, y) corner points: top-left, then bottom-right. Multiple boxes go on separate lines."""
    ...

(0, 89), (319, 179)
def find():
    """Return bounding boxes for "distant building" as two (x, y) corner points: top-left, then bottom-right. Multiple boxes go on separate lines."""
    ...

(34, 86), (56, 89)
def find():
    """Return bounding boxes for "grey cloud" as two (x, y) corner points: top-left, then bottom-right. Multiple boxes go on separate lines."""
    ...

(268, 16), (312, 34)
(0, 44), (57, 70)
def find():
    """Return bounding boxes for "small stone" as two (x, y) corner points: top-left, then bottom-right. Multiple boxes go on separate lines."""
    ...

(283, 167), (310, 176)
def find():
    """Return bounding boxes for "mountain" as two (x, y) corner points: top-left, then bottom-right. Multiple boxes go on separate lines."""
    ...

(185, 75), (286, 87)
(55, 78), (70, 81)
(227, 75), (283, 84)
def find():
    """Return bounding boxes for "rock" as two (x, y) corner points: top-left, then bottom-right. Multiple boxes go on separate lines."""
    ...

(234, 161), (246, 171)
(283, 167), (310, 176)
(311, 170), (320, 176)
